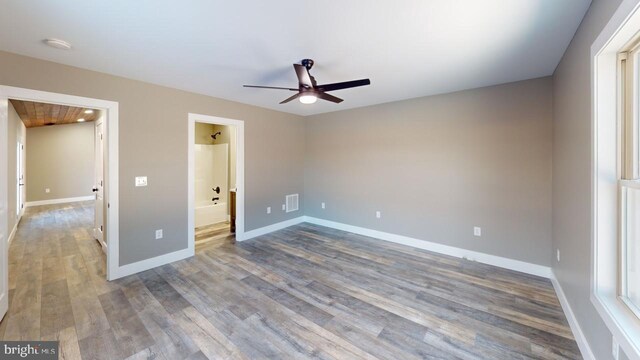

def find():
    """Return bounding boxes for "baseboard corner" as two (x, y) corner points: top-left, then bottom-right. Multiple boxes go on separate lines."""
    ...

(550, 271), (596, 360)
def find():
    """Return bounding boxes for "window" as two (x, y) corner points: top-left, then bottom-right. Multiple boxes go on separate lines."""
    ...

(620, 45), (640, 318)
(621, 183), (640, 317)
(592, 0), (640, 356)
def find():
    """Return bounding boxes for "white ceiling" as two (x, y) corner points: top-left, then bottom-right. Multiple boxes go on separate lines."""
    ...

(0, 0), (591, 116)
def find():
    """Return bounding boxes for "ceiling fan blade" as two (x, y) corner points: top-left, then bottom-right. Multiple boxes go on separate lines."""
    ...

(244, 85), (298, 91)
(317, 79), (370, 92)
(293, 64), (314, 88)
(317, 92), (343, 104)
(280, 93), (302, 104)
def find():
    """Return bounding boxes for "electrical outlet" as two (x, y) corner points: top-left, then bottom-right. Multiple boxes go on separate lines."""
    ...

(135, 176), (148, 187)
(321, 202), (326, 209)
(376, 211), (381, 219)
(155, 229), (163, 240)
(557, 249), (561, 262)
(282, 204), (286, 211)
(612, 337), (619, 360)
(474, 227), (481, 237)
(267, 206), (271, 214)
(45, 188), (50, 193)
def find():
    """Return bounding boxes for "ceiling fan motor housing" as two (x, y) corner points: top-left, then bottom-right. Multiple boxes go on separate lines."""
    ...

(301, 59), (314, 70)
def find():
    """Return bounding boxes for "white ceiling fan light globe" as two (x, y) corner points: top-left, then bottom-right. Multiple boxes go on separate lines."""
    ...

(299, 94), (317, 104)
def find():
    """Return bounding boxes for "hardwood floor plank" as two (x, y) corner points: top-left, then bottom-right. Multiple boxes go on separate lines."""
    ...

(242, 274), (334, 326)
(40, 279), (75, 338)
(98, 289), (155, 358)
(138, 270), (191, 314)
(78, 328), (124, 360)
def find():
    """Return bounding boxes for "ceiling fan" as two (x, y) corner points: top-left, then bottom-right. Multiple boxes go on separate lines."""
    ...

(243, 59), (371, 105)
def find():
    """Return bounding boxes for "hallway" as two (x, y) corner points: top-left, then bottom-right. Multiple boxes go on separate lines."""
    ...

(0, 201), (105, 357)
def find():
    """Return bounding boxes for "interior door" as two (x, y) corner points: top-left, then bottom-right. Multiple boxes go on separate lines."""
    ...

(17, 141), (24, 217)
(94, 116), (105, 251)
(0, 96), (10, 320)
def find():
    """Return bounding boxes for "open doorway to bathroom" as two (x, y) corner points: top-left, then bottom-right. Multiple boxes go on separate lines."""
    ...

(193, 121), (237, 249)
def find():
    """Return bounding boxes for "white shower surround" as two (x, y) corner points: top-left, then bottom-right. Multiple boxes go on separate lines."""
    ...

(194, 143), (228, 227)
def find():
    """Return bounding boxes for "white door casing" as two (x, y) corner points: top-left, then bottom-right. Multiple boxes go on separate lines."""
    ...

(95, 116), (105, 250)
(0, 85), (119, 280)
(0, 96), (9, 320)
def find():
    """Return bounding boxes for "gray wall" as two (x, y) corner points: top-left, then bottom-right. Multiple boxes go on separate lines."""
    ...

(7, 101), (25, 235)
(0, 50), (305, 266)
(26, 122), (94, 202)
(552, 0), (628, 359)
(305, 77), (553, 266)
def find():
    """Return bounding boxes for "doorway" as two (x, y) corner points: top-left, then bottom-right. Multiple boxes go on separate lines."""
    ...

(0, 86), (119, 322)
(188, 113), (245, 252)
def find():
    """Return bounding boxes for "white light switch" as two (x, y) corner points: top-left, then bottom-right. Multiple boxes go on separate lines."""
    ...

(267, 206), (271, 214)
(376, 211), (381, 219)
(45, 188), (50, 193)
(155, 229), (163, 240)
(135, 176), (148, 187)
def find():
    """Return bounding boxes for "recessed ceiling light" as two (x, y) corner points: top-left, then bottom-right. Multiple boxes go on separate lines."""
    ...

(84, 109), (94, 114)
(77, 118), (85, 122)
(43, 38), (72, 50)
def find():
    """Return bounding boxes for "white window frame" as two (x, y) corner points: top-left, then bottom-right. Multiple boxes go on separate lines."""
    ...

(619, 180), (640, 320)
(592, 0), (640, 358)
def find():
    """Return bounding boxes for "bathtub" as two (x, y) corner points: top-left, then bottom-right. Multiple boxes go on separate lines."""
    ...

(195, 201), (228, 228)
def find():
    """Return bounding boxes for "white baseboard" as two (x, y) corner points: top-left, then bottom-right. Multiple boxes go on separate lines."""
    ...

(7, 219), (18, 245)
(26, 195), (94, 207)
(238, 216), (305, 241)
(302, 216), (552, 278)
(550, 271), (595, 360)
(110, 247), (194, 280)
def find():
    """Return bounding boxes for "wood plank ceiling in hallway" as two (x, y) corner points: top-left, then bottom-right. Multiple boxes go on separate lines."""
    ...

(9, 99), (98, 128)
(0, 202), (581, 359)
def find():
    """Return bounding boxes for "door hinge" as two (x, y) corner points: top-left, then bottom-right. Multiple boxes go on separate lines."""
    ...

(108, 203), (110, 208)
(100, 225), (103, 232)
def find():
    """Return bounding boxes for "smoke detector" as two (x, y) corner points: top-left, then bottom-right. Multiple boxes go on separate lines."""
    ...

(43, 38), (72, 50)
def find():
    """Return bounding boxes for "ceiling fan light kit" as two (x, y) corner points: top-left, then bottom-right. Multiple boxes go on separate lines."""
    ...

(244, 59), (370, 105)
(299, 93), (318, 104)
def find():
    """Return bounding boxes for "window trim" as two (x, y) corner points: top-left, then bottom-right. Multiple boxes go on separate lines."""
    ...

(592, 0), (640, 358)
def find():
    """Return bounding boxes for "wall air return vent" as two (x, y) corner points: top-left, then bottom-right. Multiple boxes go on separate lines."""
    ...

(286, 194), (299, 213)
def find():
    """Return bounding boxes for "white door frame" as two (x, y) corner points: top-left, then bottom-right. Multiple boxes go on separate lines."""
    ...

(0, 85), (120, 281)
(188, 113), (245, 248)
(0, 96), (8, 319)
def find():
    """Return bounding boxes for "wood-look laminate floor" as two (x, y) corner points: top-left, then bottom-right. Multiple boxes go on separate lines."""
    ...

(0, 202), (581, 359)
(195, 222), (234, 250)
